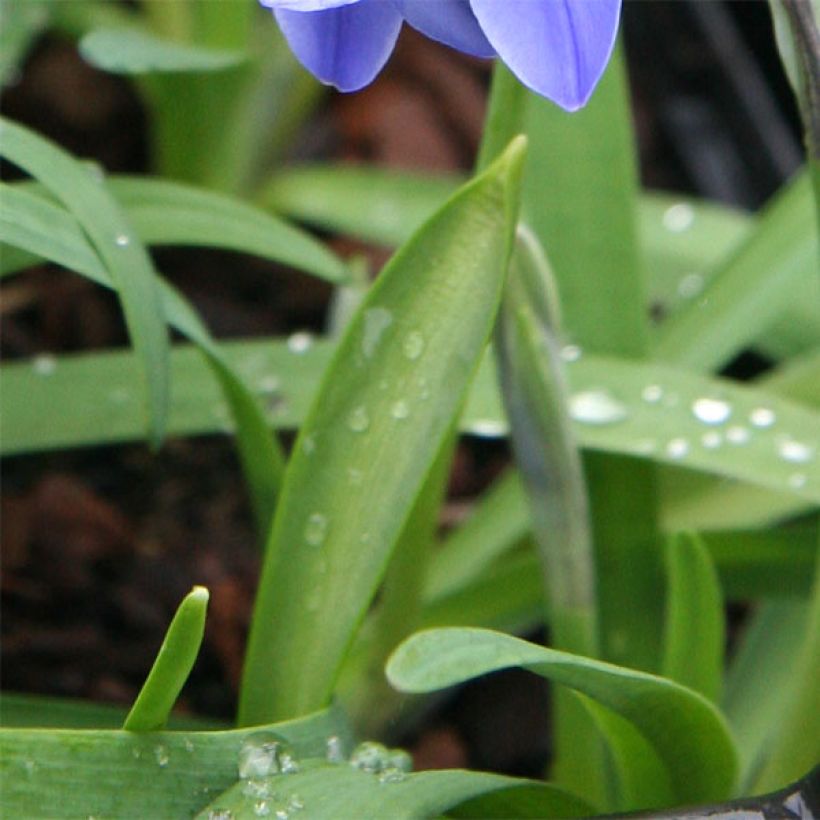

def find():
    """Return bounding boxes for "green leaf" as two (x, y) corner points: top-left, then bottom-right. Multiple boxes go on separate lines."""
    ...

(655, 170), (819, 371)
(199, 763), (592, 820)
(0, 706), (350, 818)
(723, 601), (811, 788)
(0, 0), (49, 87)
(4, 343), (819, 504)
(1, 176), (347, 283)
(123, 586), (209, 732)
(238, 138), (527, 725)
(662, 533), (725, 703)
(387, 628), (738, 806)
(79, 26), (245, 74)
(0, 116), (170, 447)
(0, 693), (220, 731)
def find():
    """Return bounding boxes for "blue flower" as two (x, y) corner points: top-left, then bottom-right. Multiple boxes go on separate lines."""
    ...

(262, 0), (621, 110)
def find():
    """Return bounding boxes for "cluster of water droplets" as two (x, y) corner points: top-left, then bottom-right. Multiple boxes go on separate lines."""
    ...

(326, 737), (412, 785)
(557, 344), (814, 491)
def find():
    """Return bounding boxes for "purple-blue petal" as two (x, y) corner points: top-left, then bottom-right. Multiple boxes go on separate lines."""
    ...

(469, 0), (622, 110)
(273, 0), (403, 92)
(395, 0), (495, 58)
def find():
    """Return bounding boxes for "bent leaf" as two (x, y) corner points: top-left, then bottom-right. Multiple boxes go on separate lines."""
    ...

(238, 138), (526, 725)
(387, 627), (738, 805)
(123, 586), (209, 731)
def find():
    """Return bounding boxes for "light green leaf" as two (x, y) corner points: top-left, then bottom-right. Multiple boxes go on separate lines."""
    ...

(0, 706), (350, 818)
(1, 176), (347, 283)
(79, 26), (245, 74)
(238, 138), (526, 725)
(387, 628), (738, 805)
(0, 116), (170, 447)
(199, 763), (592, 820)
(123, 586), (209, 732)
(662, 533), (725, 703)
(0, 0), (49, 87)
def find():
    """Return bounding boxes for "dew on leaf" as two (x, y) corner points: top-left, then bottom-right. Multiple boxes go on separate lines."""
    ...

(691, 397), (732, 425)
(788, 473), (807, 489)
(560, 344), (582, 362)
(378, 767), (407, 784)
(470, 419), (508, 437)
(154, 745), (169, 767)
(570, 389), (629, 425)
(362, 307), (393, 359)
(402, 331), (425, 360)
(777, 436), (814, 464)
(33, 354), (57, 376)
(641, 384), (664, 404)
(749, 407), (776, 428)
(326, 735), (346, 763)
(287, 332), (313, 354)
(726, 426), (750, 445)
(207, 811), (233, 820)
(304, 513), (328, 547)
(663, 202), (695, 232)
(677, 272), (704, 299)
(391, 400), (410, 420)
(347, 405), (370, 433)
(238, 732), (299, 779)
(114, 233), (130, 247)
(665, 438), (690, 459)
(701, 431), (722, 449)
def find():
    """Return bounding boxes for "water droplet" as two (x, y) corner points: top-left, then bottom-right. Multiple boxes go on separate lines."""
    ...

(254, 800), (271, 817)
(666, 438), (690, 459)
(391, 400), (410, 420)
(238, 732), (299, 779)
(243, 778), (271, 799)
(777, 436), (814, 464)
(362, 307), (393, 359)
(641, 385), (663, 404)
(287, 332), (314, 354)
(33, 354), (57, 376)
(23, 759), (36, 776)
(184, 739), (195, 753)
(560, 344), (582, 363)
(701, 431), (722, 449)
(132, 747), (142, 759)
(387, 749), (413, 772)
(258, 375), (280, 394)
(402, 331), (425, 360)
(378, 767), (407, 784)
(114, 233), (130, 247)
(788, 473), (807, 489)
(570, 389), (629, 426)
(286, 795), (305, 814)
(749, 407), (776, 428)
(633, 438), (657, 455)
(663, 202), (695, 232)
(304, 513), (328, 547)
(326, 735), (345, 763)
(207, 812), (233, 820)
(691, 397), (732, 425)
(470, 419), (508, 437)
(347, 405), (370, 433)
(726, 425), (750, 445)
(154, 745), (169, 767)
(677, 272), (704, 300)
(349, 741), (389, 774)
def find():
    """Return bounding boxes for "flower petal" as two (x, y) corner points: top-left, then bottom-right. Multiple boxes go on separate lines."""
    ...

(395, 0), (495, 58)
(273, 0), (403, 92)
(469, 0), (621, 110)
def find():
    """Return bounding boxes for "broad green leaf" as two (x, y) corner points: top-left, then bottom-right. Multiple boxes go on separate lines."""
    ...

(238, 139), (527, 725)
(199, 763), (592, 820)
(0, 116), (170, 447)
(79, 26), (245, 74)
(123, 586), (209, 731)
(0, 693), (220, 731)
(0, 706), (350, 818)
(4, 343), (819, 505)
(387, 628), (738, 805)
(662, 533), (725, 703)
(723, 601), (810, 788)
(655, 171), (819, 371)
(1, 176), (347, 283)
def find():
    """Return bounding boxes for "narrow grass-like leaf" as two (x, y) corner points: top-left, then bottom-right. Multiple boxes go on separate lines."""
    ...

(123, 586), (209, 732)
(0, 116), (169, 446)
(0, 0), (49, 86)
(79, 26), (245, 74)
(655, 170), (819, 371)
(662, 533), (725, 703)
(199, 763), (592, 820)
(1, 177), (347, 283)
(723, 601), (810, 788)
(754, 552), (820, 791)
(0, 706), (350, 818)
(4, 343), (818, 505)
(387, 628), (738, 805)
(238, 139), (526, 725)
